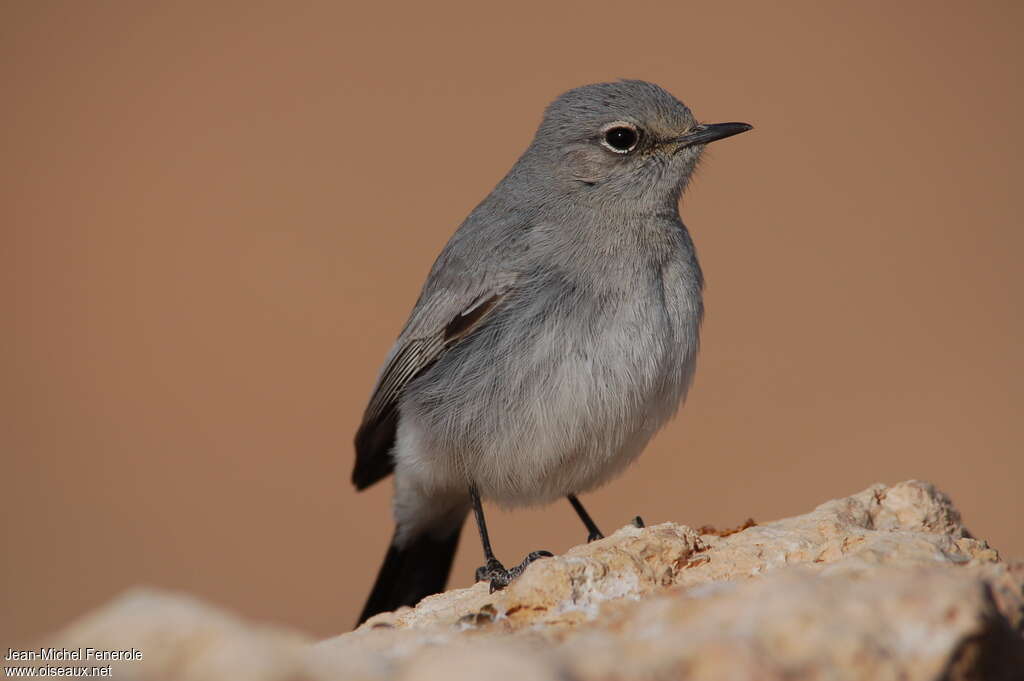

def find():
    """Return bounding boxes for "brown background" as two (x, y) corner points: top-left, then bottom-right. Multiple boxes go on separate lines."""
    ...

(2, 0), (1021, 645)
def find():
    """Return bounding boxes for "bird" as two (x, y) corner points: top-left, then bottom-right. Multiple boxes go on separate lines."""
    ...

(352, 80), (751, 624)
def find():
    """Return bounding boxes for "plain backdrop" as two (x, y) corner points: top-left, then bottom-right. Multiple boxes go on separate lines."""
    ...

(2, 0), (1021, 645)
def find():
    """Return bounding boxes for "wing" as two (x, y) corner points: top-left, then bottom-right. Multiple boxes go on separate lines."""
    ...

(351, 183), (534, 490)
(351, 276), (516, 490)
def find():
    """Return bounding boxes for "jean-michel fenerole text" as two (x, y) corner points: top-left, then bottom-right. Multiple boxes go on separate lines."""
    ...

(5, 647), (142, 662)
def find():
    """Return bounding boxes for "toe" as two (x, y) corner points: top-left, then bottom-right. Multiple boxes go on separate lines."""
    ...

(475, 557), (507, 583)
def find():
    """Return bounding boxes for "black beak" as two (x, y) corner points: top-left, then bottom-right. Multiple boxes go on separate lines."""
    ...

(673, 122), (752, 148)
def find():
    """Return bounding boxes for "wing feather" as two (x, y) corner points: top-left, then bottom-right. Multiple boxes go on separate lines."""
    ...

(351, 196), (530, 489)
(351, 287), (511, 489)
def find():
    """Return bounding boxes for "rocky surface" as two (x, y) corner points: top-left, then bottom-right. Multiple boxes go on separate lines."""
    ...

(44, 481), (1024, 680)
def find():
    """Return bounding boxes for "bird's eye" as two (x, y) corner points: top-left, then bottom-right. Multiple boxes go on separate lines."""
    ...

(601, 123), (640, 153)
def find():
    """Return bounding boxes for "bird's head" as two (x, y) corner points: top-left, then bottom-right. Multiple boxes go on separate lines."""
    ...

(527, 80), (750, 210)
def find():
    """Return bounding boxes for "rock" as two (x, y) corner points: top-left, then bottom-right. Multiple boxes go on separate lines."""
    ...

(41, 481), (1024, 680)
(44, 590), (313, 681)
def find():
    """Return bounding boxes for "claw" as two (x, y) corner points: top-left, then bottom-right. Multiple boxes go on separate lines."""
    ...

(516, 550), (554, 569)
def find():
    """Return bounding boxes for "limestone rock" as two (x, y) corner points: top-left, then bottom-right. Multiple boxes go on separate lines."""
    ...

(42, 480), (1024, 680)
(45, 590), (313, 681)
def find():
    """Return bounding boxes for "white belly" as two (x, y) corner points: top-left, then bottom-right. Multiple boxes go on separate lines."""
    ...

(465, 292), (695, 506)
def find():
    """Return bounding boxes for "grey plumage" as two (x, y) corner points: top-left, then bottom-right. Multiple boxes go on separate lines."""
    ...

(353, 80), (750, 623)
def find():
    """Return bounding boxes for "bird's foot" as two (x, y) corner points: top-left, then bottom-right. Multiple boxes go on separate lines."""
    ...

(586, 516), (641, 542)
(475, 551), (553, 593)
(474, 557), (506, 585)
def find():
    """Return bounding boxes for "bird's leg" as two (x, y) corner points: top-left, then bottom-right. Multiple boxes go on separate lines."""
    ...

(470, 486), (504, 580)
(567, 494), (605, 542)
(470, 487), (552, 592)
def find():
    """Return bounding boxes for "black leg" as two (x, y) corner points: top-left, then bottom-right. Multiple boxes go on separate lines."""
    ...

(470, 487), (553, 592)
(567, 494), (605, 542)
(470, 487), (498, 563)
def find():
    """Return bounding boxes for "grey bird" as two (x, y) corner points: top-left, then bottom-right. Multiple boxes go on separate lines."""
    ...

(353, 80), (750, 624)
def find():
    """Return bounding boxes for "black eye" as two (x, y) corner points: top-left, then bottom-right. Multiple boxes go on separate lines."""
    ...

(602, 124), (639, 153)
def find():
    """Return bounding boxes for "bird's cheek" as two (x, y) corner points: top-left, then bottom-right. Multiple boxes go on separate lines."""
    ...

(561, 149), (611, 186)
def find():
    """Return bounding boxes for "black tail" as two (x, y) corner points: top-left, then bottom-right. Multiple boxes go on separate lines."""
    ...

(357, 525), (462, 625)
